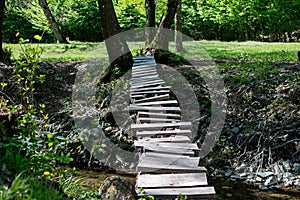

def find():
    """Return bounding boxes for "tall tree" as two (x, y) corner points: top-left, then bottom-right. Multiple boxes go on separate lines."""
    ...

(175, 0), (183, 52)
(151, 0), (178, 50)
(145, 0), (156, 47)
(98, 0), (133, 82)
(38, 0), (68, 43)
(0, 0), (4, 61)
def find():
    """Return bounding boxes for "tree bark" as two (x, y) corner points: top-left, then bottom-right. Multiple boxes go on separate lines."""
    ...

(0, 0), (5, 61)
(145, 0), (156, 47)
(38, 0), (68, 43)
(98, 0), (133, 82)
(175, 0), (183, 52)
(151, 0), (178, 50)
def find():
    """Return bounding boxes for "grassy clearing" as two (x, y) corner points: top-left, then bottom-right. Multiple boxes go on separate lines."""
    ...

(197, 40), (300, 62)
(4, 40), (300, 62)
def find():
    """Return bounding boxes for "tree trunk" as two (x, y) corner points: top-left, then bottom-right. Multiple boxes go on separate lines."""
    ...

(145, 0), (156, 47)
(0, 0), (4, 61)
(98, 0), (133, 82)
(151, 0), (178, 50)
(38, 0), (68, 43)
(175, 0), (183, 52)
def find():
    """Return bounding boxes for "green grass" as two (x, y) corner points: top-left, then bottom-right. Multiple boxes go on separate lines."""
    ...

(182, 40), (300, 62)
(4, 40), (300, 62)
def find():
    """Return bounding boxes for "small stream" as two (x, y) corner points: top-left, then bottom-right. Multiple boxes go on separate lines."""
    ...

(77, 169), (300, 199)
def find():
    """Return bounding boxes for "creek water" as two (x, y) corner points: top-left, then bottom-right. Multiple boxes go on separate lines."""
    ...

(77, 169), (300, 199)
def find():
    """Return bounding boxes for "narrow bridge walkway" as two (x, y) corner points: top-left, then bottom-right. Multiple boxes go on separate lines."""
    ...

(129, 56), (216, 199)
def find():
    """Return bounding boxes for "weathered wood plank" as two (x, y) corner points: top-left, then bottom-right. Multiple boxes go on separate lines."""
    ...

(132, 70), (157, 75)
(139, 152), (200, 166)
(128, 105), (181, 112)
(137, 187), (216, 198)
(131, 77), (160, 84)
(130, 90), (170, 96)
(130, 81), (165, 88)
(137, 173), (207, 188)
(130, 86), (171, 92)
(142, 151), (196, 159)
(131, 80), (164, 87)
(137, 156), (206, 173)
(132, 94), (170, 103)
(137, 111), (181, 119)
(136, 129), (192, 137)
(139, 145), (195, 155)
(132, 72), (158, 78)
(131, 122), (191, 130)
(130, 95), (145, 98)
(135, 141), (199, 151)
(136, 117), (180, 123)
(131, 74), (159, 79)
(134, 100), (178, 106)
(136, 136), (191, 143)
(133, 59), (155, 64)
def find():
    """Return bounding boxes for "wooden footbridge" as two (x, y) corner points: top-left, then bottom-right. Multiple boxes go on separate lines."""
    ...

(129, 56), (216, 199)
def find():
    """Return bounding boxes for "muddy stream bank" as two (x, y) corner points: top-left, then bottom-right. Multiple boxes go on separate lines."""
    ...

(75, 169), (300, 200)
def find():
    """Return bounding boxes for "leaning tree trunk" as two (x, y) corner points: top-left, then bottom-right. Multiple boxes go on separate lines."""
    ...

(38, 0), (68, 43)
(145, 0), (156, 47)
(0, 0), (5, 61)
(175, 0), (183, 52)
(98, 0), (133, 82)
(151, 0), (178, 50)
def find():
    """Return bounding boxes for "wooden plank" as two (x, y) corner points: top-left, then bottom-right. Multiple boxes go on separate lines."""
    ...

(131, 79), (163, 86)
(137, 157), (206, 173)
(139, 146), (195, 155)
(137, 187), (216, 198)
(130, 81), (165, 88)
(132, 72), (158, 78)
(130, 95), (145, 98)
(133, 64), (155, 68)
(133, 94), (169, 103)
(130, 86), (171, 92)
(136, 136), (191, 143)
(135, 142), (199, 151)
(131, 80), (164, 87)
(131, 75), (159, 81)
(134, 100), (178, 106)
(130, 90), (170, 96)
(136, 129), (192, 137)
(139, 153), (200, 166)
(132, 64), (156, 68)
(137, 173), (207, 188)
(137, 117), (180, 123)
(128, 106), (181, 112)
(132, 67), (156, 71)
(132, 63), (155, 68)
(133, 59), (155, 63)
(142, 152), (196, 159)
(137, 111), (181, 119)
(131, 122), (191, 130)
(132, 70), (157, 75)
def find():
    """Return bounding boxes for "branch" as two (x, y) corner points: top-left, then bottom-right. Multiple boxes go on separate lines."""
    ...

(272, 139), (300, 150)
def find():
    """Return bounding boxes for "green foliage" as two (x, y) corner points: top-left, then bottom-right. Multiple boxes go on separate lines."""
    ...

(3, 0), (300, 42)
(117, 4), (146, 31)
(14, 35), (44, 109)
(0, 34), (72, 177)
(4, 1), (55, 43)
(27, 178), (63, 200)
(63, 0), (103, 42)
(0, 174), (65, 200)
(137, 188), (154, 200)
(181, 0), (300, 41)
(0, 174), (31, 200)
